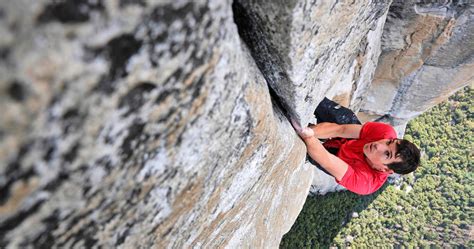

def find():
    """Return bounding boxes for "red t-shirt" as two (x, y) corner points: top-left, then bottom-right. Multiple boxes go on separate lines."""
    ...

(323, 122), (397, 195)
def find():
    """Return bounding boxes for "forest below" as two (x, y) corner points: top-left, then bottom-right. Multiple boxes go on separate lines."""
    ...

(281, 87), (473, 248)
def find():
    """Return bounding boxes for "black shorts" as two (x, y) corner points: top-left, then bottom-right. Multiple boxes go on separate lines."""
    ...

(314, 97), (361, 125)
(308, 98), (361, 173)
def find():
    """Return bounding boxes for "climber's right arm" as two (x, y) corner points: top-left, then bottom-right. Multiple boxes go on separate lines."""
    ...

(309, 122), (362, 139)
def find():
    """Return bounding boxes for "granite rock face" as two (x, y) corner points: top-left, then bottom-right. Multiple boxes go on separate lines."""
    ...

(1, 0), (472, 247)
(0, 0), (313, 248)
(233, 0), (392, 126)
(358, 0), (474, 135)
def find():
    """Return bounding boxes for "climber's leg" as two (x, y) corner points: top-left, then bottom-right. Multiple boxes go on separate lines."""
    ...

(314, 97), (361, 125)
(307, 97), (361, 175)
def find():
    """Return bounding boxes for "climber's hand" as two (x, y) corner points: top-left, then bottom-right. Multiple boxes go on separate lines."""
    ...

(290, 119), (314, 139)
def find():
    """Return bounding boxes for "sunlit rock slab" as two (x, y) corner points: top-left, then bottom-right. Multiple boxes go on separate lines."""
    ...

(358, 0), (474, 134)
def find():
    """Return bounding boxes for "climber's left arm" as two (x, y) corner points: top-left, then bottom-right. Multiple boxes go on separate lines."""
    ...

(296, 127), (348, 181)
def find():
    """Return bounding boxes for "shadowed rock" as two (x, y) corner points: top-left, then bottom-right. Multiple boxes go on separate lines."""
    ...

(233, 0), (392, 126)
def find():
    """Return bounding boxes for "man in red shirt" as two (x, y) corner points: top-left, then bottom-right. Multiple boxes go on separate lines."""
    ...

(293, 99), (421, 195)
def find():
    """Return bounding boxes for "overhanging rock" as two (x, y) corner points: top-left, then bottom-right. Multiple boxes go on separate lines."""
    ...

(233, 0), (392, 126)
(0, 0), (312, 247)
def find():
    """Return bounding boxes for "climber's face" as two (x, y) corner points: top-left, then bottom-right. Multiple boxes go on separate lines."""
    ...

(363, 139), (401, 173)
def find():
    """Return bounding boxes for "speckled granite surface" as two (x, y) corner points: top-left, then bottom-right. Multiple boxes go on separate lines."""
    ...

(0, 0), (312, 247)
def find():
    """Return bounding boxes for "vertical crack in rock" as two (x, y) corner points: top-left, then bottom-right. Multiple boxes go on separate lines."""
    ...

(232, 0), (394, 126)
(231, 1), (297, 123)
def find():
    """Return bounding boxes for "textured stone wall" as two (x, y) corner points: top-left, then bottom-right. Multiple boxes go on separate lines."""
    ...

(358, 0), (474, 135)
(233, 0), (395, 197)
(233, 0), (392, 126)
(1, 0), (472, 247)
(0, 0), (313, 247)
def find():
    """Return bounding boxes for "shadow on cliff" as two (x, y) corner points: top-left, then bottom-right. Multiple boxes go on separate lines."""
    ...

(232, 0), (299, 122)
(280, 184), (387, 248)
(232, 1), (387, 246)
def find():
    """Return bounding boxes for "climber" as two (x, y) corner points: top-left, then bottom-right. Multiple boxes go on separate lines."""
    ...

(292, 98), (420, 195)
